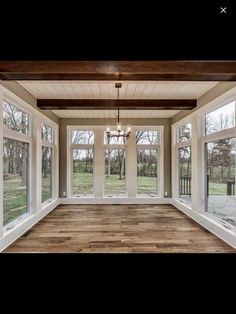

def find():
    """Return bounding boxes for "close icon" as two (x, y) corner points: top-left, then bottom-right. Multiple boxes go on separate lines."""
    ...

(220, 7), (227, 13)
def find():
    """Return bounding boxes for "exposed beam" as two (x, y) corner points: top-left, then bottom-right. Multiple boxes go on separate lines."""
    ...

(1, 61), (236, 81)
(37, 99), (197, 110)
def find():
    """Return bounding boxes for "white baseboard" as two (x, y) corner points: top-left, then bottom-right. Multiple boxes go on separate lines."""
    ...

(0, 199), (61, 252)
(171, 199), (236, 250)
(60, 197), (172, 204)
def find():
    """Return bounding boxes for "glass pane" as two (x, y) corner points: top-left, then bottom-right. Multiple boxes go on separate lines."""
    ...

(206, 138), (236, 227)
(42, 146), (52, 203)
(105, 150), (126, 196)
(178, 123), (192, 143)
(104, 131), (126, 145)
(137, 149), (158, 196)
(42, 123), (53, 143)
(205, 101), (235, 135)
(72, 130), (94, 144)
(3, 138), (29, 226)
(3, 101), (29, 134)
(179, 146), (192, 205)
(136, 130), (160, 144)
(73, 149), (94, 196)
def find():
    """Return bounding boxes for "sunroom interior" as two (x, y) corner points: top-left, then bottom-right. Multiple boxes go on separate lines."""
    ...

(0, 61), (236, 252)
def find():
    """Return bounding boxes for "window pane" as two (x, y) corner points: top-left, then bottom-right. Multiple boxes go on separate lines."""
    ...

(179, 146), (192, 205)
(3, 138), (29, 225)
(104, 131), (126, 144)
(206, 138), (236, 227)
(105, 150), (126, 196)
(42, 146), (52, 203)
(136, 130), (160, 144)
(3, 101), (29, 134)
(72, 130), (94, 144)
(178, 123), (192, 143)
(137, 149), (158, 196)
(73, 149), (94, 196)
(42, 123), (53, 143)
(205, 101), (235, 135)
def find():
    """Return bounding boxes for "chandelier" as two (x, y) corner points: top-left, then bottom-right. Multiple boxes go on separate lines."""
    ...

(106, 83), (131, 140)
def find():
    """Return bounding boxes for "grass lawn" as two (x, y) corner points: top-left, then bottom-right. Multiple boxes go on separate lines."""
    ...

(137, 176), (158, 196)
(42, 176), (52, 203)
(209, 182), (232, 195)
(105, 174), (126, 195)
(3, 175), (28, 226)
(73, 172), (158, 196)
(73, 172), (93, 195)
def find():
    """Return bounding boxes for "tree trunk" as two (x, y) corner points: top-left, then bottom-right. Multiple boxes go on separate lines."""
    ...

(21, 144), (27, 186)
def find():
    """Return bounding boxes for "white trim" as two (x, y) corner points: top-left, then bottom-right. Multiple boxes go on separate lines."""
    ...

(0, 199), (60, 252)
(3, 128), (31, 143)
(67, 125), (164, 199)
(0, 83), (60, 250)
(61, 197), (171, 205)
(41, 120), (59, 204)
(171, 199), (236, 249)
(203, 127), (235, 143)
(172, 88), (236, 246)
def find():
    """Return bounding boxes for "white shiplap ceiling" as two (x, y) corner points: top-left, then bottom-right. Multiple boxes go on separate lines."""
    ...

(51, 109), (180, 119)
(18, 80), (219, 118)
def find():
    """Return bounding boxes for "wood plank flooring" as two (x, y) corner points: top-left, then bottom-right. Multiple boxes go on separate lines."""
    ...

(4, 204), (236, 253)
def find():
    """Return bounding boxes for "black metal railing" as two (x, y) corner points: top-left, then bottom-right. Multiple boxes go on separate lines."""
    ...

(180, 176), (191, 196)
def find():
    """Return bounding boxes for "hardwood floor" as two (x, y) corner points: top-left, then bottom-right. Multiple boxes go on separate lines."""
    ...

(4, 204), (235, 253)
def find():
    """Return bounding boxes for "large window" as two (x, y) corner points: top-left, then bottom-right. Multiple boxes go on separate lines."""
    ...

(105, 149), (126, 196)
(175, 122), (192, 206)
(42, 146), (52, 203)
(204, 101), (236, 227)
(3, 101), (30, 226)
(70, 129), (94, 196)
(41, 123), (54, 203)
(205, 101), (235, 135)
(136, 130), (161, 197)
(179, 146), (192, 204)
(73, 149), (94, 196)
(3, 101), (29, 134)
(137, 149), (158, 196)
(68, 127), (163, 199)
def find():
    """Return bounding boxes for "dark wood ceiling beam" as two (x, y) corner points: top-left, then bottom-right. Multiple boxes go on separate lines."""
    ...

(1, 61), (236, 81)
(37, 99), (197, 110)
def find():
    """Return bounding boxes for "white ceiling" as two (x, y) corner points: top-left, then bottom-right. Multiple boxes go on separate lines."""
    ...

(18, 80), (219, 118)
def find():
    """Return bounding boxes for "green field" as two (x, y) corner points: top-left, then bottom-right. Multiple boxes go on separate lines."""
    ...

(42, 176), (52, 203)
(73, 172), (158, 196)
(3, 175), (28, 226)
(4, 175), (52, 226)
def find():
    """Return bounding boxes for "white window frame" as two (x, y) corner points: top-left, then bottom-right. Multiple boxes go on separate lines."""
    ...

(173, 120), (192, 208)
(67, 127), (95, 197)
(201, 100), (236, 229)
(172, 87), (236, 231)
(135, 126), (164, 198)
(0, 85), (59, 237)
(67, 125), (164, 200)
(41, 120), (57, 206)
(2, 97), (32, 230)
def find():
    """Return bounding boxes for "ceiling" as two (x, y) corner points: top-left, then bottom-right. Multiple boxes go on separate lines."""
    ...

(18, 80), (219, 118)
